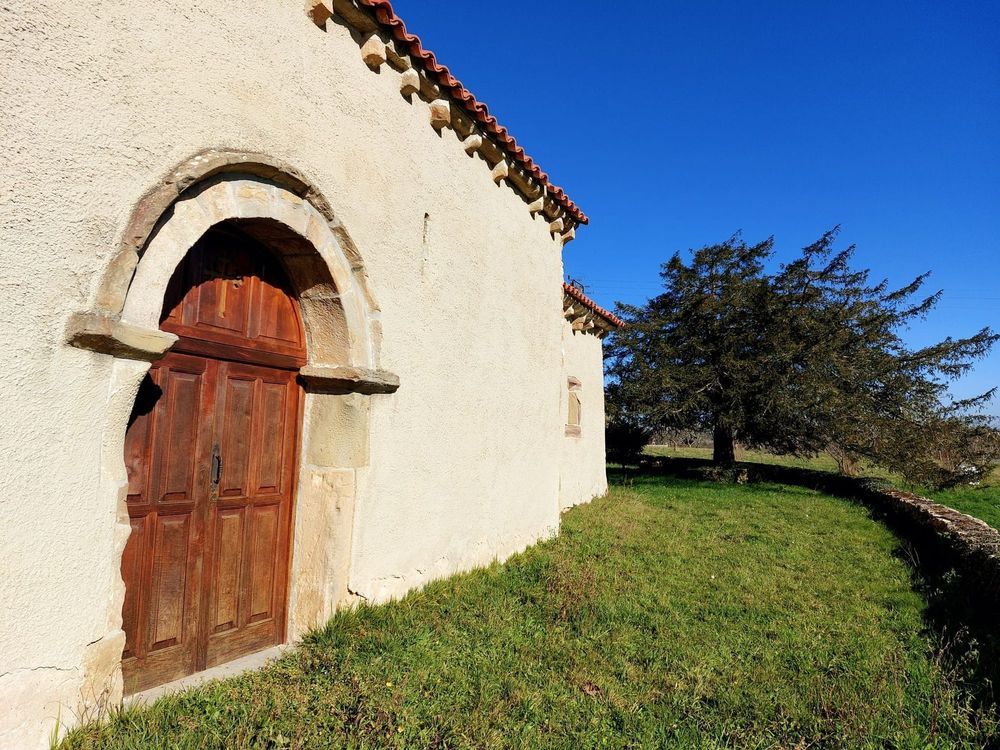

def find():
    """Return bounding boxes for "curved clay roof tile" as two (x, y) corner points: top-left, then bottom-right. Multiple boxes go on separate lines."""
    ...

(563, 283), (625, 329)
(357, 0), (588, 225)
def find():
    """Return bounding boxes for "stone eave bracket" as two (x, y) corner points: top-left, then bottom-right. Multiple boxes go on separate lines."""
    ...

(66, 312), (178, 362)
(562, 301), (615, 339)
(299, 365), (400, 395)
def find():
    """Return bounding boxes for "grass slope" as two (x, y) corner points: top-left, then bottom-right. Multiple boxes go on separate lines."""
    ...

(647, 446), (1000, 531)
(61, 476), (996, 749)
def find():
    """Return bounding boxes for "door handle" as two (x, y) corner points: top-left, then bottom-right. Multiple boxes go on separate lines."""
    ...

(211, 444), (223, 488)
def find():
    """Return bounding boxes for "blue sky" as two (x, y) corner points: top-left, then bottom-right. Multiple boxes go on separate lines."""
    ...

(390, 0), (999, 403)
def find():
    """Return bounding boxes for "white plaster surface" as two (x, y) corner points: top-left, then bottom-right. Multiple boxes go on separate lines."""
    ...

(0, 3), (606, 747)
(560, 321), (611, 509)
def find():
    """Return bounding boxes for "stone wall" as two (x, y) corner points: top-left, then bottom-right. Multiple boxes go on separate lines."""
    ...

(855, 485), (1000, 604)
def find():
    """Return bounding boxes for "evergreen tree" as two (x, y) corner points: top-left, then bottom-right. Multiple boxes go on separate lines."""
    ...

(607, 230), (998, 485)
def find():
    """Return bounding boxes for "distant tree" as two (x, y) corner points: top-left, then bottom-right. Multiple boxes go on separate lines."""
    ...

(606, 230), (999, 485)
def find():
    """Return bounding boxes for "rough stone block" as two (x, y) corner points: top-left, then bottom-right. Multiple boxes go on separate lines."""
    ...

(299, 365), (400, 395)
(463, 133), (483, 156)
(491, 160), (509, 184)
(66, 312), (177, 362)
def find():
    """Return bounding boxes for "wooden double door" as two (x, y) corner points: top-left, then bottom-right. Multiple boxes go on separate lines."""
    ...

(121, 228), (306, 694)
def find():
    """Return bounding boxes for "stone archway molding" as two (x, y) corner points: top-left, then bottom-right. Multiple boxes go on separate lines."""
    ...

(66, 149), (394, 392)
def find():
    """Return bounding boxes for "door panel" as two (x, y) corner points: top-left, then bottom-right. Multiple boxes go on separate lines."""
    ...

(204, 362), (298, 669)
(121, 227), (304, 695)
(121, 354), (213, 695)
(218, 374), (255, 498)
(147, 514), (193, 651)
(156, 370), (205, 504)
(248, 503), (280, 623)
(209, 508), (245, 635)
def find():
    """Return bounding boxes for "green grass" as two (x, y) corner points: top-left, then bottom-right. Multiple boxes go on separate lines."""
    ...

(647, 445), (1000, 531)
(61, 476), (997, 749)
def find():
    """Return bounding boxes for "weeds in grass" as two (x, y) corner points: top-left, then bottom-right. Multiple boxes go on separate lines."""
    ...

(921, 628), (999, 746)
(545, 556), (596, 625)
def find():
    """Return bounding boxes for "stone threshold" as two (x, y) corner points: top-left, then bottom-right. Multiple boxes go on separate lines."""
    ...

(125, 644), (292, 706)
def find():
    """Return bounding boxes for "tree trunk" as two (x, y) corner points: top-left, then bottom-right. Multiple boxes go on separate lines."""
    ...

(713, 424), (736, 465)
(828, 443), (859, 477)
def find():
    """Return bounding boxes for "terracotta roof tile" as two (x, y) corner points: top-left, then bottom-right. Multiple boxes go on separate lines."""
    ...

(358, 0), (588, 225)
(563, 282), (624, 328)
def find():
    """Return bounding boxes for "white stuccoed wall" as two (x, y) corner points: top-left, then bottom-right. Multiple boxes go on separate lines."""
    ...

(0, 3), (606, 746)
(560, 320), (611, 509)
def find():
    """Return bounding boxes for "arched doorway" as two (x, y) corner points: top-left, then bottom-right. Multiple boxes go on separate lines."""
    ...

(66, 159), (398, 709)
(120, 225), (305, 694)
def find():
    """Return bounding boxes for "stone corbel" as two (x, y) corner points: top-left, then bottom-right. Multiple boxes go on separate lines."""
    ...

(299, 365), (400, 395)
(463, 133), (483, 156)
(429, 99), (452, 130)
(65, 312), (177, 362)
(400, 68), (420, 97)
(307, 0), (333, 27)
(361, 34), (387, 69)
(491, 160), (509, 184)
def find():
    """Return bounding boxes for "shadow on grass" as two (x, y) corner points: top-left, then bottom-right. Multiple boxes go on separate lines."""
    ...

(609, 457), (1000, 723)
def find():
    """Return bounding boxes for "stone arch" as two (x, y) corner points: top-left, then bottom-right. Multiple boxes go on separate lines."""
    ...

(92, 150), (369, 314)
(119, 174), (376, 371)
(67, 152), (395, 708)
(73, 149), (383, 376)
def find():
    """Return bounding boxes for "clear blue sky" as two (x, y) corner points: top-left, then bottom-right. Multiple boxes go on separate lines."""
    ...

(390, 0), (999, 404)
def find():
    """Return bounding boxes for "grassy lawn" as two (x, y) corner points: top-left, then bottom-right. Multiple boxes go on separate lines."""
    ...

(647, 445), (1000, 531)
(61, 476), (996, 749)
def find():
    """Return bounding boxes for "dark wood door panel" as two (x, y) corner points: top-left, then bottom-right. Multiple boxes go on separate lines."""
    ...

(146, 512), (196, 652)
(251, 269), (304, 351)
(122, 227), (303, 695)
(247, 502), (281, 624)
(161, 229), (306, 364)
(154, 368), (207, 505)
(200, 361), (297, 669)
(218, 373), (256, 499)
(121, 354), (214, 695)
(208, 507), (246, 636)
(253, 380), (291, 496)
